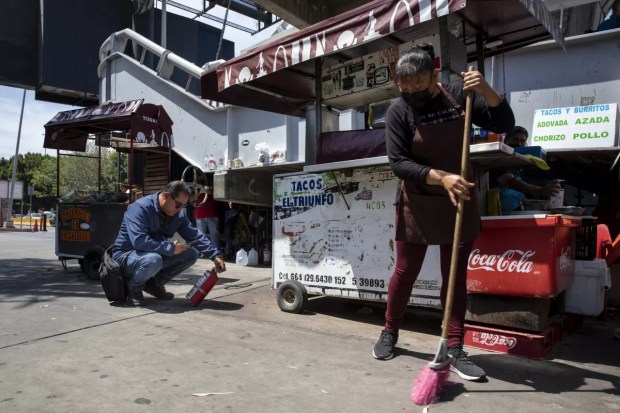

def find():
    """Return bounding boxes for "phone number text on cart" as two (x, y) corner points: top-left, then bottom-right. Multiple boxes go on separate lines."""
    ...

(278, 272), (385, 289)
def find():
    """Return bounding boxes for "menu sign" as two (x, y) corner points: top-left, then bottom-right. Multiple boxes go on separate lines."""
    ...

(531, 103), (618, 150)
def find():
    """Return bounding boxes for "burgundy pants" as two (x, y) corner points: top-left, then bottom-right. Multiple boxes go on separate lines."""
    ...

(385, 240), (473, 348)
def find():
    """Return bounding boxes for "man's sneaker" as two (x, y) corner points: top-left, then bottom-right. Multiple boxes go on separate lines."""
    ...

(144, 278), (174, 300)
(127, 290), (145, 307)
(373, 329), (398, 360)
(448, 344), (485, 381)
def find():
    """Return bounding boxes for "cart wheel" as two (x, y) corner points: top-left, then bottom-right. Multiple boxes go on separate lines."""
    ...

(276, 281), (308, 313)
(82, 246), (105, 280)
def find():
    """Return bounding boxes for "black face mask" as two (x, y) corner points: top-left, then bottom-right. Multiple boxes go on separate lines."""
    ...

(401, 89), (433, 109)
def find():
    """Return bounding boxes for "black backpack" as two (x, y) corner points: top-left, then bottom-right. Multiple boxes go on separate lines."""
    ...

(99, 248), (127, 302)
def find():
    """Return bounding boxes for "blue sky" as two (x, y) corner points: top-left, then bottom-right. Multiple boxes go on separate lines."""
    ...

(0, 2), (279, 159)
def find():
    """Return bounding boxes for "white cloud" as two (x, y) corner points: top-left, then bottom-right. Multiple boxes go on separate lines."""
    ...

(0, 3), (280, 159)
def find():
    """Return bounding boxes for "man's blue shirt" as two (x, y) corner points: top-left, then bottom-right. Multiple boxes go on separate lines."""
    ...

(112, 193), (220, 260)
(597, 15), (620, 31)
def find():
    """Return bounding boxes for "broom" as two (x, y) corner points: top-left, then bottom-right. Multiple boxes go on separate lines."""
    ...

(411, 67), (475, 406)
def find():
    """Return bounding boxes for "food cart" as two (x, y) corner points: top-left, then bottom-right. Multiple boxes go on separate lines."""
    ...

(43, 99), (174, 278)
(198, 0), (609, 355)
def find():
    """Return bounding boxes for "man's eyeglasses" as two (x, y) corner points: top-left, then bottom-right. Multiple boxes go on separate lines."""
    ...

(170, 194), (188, 209)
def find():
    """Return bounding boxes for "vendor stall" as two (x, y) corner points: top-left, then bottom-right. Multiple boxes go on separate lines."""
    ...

(43, 99), (174, 278)
(199, 0), (592, 353)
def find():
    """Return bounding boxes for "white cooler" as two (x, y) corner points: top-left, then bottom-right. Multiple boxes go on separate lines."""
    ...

(565, 259), (612, 316)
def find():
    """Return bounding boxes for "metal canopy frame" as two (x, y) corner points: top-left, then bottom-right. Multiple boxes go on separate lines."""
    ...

(200, 0), (565, 117)
(162, 0), (280, 34)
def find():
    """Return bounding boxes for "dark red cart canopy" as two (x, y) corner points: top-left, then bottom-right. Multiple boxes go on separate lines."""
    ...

(44, 99), (174, 152)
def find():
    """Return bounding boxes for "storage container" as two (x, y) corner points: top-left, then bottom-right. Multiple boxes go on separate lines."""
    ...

(248, 248), (259, 266)
(236, 248), (249, 266)
(467, 215), (580, 297)
(575, 218), (597, 260)
(565, 259), (611, 316)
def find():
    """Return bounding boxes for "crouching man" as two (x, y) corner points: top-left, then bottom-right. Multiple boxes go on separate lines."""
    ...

(111, 181), (226, 306)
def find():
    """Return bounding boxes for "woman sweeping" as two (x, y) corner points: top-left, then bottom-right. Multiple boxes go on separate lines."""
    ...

(373, 44), (515, 382)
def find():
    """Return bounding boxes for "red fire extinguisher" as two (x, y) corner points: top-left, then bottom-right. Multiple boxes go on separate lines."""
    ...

(262, 243), (272, 266)
(186, 267), (220, 306)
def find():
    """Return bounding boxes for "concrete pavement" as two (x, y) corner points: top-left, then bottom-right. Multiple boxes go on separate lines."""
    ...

(0, 229), (619, 412)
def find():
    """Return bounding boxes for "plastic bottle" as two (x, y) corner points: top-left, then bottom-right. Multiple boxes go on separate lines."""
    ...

(262, 244), (272, 266)
(550, 180), (565, 209)
(208, 155), (217, 171)
(248, 248), (259, 266)
(236, 248), (249, 266)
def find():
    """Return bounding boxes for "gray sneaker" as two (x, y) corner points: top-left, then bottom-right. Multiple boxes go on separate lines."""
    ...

(373, 329), (398, 360)
(448, 344), (486, 381)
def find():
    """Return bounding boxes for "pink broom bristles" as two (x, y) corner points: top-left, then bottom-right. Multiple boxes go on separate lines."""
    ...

(411, 365), (450, 406)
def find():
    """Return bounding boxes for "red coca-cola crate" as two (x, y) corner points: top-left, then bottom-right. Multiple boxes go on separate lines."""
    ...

(467, 215), (580, 297)
(464, 315), (580, 359)
(464, 323), (553, 359)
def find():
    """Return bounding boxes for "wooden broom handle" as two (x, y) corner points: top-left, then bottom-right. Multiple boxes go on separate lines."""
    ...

(440, 66), (474, 340)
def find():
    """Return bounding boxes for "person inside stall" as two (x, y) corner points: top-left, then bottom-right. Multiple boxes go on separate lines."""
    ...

(493, 126), (561, 214)
(596, 0), (620, 32)
(194, 184), (220, 250)
(374, 43), (515, 381)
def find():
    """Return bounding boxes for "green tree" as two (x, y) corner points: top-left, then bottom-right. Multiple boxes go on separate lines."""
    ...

(102, 148), (128, 192)
(31, 156), (57, 196)
(58, 142), (128, 196)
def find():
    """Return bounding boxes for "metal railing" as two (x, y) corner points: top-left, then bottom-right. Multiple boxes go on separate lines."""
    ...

(98, 28), (227, 111)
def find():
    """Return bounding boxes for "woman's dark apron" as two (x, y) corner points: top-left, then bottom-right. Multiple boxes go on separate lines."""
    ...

(396, 84), (480, 245)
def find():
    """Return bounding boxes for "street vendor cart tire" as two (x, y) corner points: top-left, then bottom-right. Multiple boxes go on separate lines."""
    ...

(82, 246), (106, 280)
(276, 280), (308, 313)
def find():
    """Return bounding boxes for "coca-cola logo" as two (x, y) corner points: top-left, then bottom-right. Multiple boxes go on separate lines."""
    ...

(473, 332), (517, 349)
(468, 249), (535, 273)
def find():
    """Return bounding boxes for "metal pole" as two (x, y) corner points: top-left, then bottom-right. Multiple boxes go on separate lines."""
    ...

(439, 16), (450, 85)
(162, 0), (167, 48)
(4, 89), (26, 227)
(117, 151), (121, 192)
(56, 149), (60, 197)
(129, 129), (134, 201)
(476, 33), (485, 76)
(98, 138), (102, 193)
(215, 0), (233, 60)
(311, 58), (323, 166)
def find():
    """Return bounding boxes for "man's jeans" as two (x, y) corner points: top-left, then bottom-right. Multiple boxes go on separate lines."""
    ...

(196, 217), (220, 249)
(115, 248), (199, 292)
